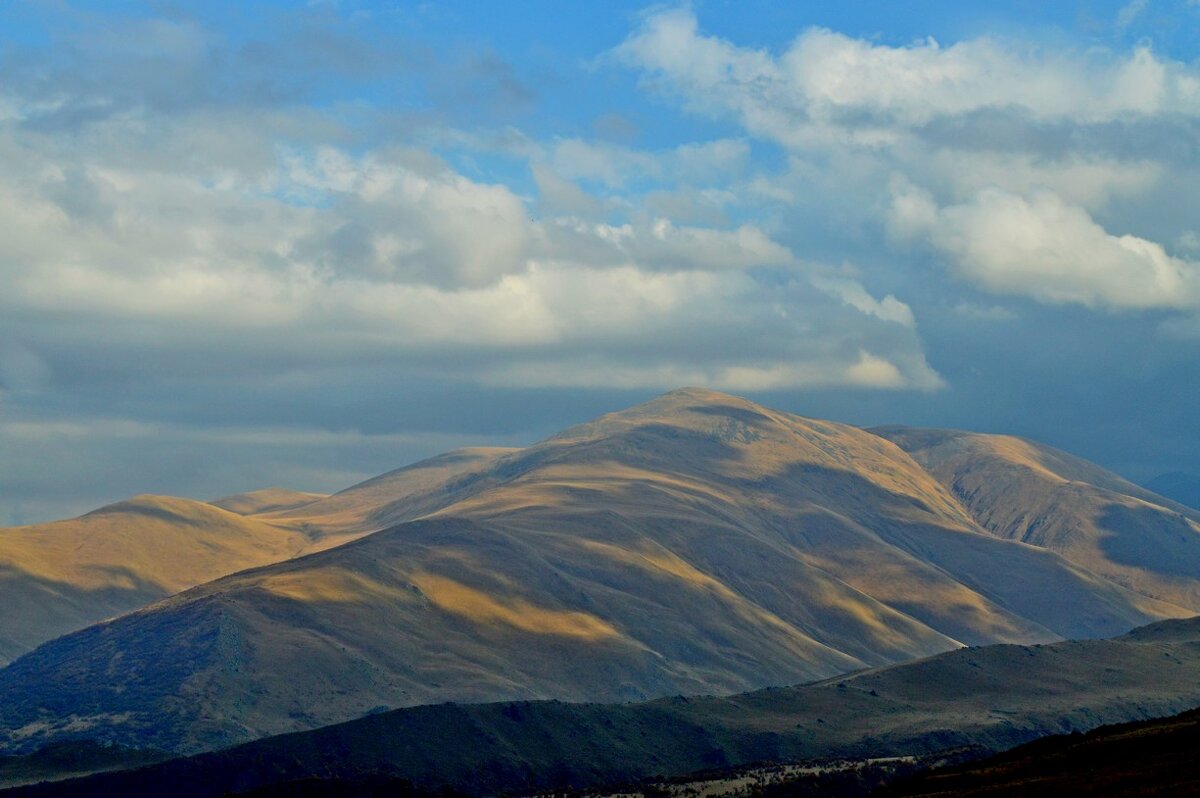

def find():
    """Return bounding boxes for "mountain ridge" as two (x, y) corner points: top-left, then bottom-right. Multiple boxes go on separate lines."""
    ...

(3, 389), (1199, 756)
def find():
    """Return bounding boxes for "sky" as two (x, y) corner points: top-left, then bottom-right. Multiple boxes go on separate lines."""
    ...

(1, 0), (1199, 524)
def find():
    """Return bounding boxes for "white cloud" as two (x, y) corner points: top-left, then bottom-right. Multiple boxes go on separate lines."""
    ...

(539, 217), (796, 272)
(0, 117), (940, 392)
(619, 9), (1200, 144)
(812, 277), (916, 326)
(890, 185), (1200, 310)
(1116, 0), (1149, 30)
(923, 152), (1162, 211)
(617, 9), (1200, 318)
(480, 349), (926, 392)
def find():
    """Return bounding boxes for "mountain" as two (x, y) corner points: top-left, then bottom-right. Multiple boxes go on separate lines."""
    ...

(9, 616), (1200, 797)
(1145, 472), (1200, 512)
(3, 389), (1198, 756)
(0, 496), (322, 666)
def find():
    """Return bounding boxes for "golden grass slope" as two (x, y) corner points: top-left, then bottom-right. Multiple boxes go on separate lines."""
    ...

(208, 488), (327, 516)
(2, 389), (1195, 755)
(0, 449), (523, 666)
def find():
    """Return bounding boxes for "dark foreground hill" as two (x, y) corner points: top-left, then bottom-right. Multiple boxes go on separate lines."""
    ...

(884, 705), (1200, 796)
(8, 616), (1200, 797)
(4, 390), (1200, 756)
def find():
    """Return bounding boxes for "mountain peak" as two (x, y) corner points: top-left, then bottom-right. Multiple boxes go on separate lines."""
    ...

(657, 386), (744, 402)
(650, 386), (772, 412)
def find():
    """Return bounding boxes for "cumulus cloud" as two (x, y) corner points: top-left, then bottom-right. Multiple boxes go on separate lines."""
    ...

(0, 115), (938, 398)
(890, 184), (1200, 310)
(616, 8), (1200, 315)
(619, 9), (1200, 142)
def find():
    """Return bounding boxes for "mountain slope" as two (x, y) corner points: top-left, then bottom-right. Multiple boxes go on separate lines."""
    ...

(873, 427), (1200, 611)
(11, 617), (1200, 797)
(1, 389), (1194, 755)
(0, 496), (320, 666)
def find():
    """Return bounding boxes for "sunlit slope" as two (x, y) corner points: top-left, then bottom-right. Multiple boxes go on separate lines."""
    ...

(874, 426), (1200, 611)
(1, 450), (523, 666)
(18, 617), (1200, 798)
(0, 496), (314, 665)
(1, 389), (1191, 756)
(208, 488), (327, 516)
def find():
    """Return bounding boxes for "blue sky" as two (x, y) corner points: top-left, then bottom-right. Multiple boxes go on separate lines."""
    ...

(1, 0), (1199, 523)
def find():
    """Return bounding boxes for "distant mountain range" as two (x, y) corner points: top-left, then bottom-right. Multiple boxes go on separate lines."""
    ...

(0, 495), (344, 667)
(9, 615), (1200, 796)
(2, 388), (1199, 760)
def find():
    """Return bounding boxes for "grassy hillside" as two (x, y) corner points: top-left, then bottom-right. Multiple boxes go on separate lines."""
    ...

(9, 617), (1200, 797)
(2, 389), (1197, 756)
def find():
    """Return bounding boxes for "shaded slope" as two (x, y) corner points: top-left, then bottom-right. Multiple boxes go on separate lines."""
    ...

(873, 427), (1200, 611)
(0, 496), (316, 665)
(259, 447), (521, 534)
(1, 390), (1191, 756)
(0, 742), (166, 791)
(10, 617), (1200, 797)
